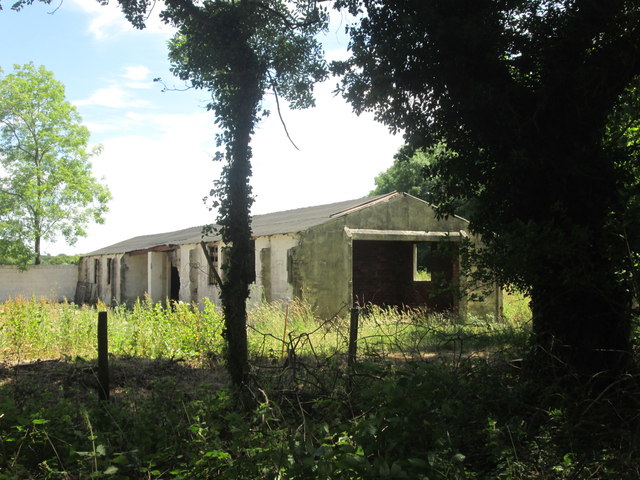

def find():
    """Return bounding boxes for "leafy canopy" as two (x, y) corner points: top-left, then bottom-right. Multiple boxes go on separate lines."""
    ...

(334, 0), (640, 375)
(335, 0), (640, 288)
(114, 0), (328, 387)
(160, 0), (328, 236)
(0, 63), (110, 266)
(371, 143), (473, 218)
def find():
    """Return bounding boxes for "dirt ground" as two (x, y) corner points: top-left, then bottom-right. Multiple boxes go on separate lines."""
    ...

(0, 356), (229, 405)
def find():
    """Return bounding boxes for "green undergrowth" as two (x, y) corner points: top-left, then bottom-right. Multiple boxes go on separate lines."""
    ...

(354, 306), (529, 361)
(1, 295), (638, 478)
(0, 296), (531, 366)
(1, 353), (639, 479)
(0, 297), (225, 365)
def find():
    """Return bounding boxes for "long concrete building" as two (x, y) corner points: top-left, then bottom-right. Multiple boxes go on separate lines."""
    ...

(78, 192), (501, 317)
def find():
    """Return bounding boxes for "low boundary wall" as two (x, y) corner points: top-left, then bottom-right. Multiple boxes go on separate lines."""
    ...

(0, 265), (78, 303)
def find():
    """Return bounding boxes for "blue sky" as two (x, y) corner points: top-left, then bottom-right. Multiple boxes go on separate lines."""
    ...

(0, 1), (402, 255)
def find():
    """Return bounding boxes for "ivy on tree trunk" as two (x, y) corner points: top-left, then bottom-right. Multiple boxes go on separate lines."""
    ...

(115, 0), (328, 388)
(215, 38), (262, 387)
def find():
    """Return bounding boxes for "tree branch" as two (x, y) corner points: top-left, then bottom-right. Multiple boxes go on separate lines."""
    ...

(267, 70), (300, 151)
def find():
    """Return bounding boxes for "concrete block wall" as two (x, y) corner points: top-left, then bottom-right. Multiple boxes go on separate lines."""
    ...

(0, 265), (78, 303)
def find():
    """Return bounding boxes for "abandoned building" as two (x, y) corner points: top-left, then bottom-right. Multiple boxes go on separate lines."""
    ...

(78, 192), (501, 318)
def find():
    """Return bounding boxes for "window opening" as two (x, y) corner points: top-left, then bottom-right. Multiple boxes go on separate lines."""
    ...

(106, 258), (112, 285)
(94, 259), (100, 284)
(208, 245), (219, 285)
(170, 266), (180, 302)
(414, 243), (432, 281)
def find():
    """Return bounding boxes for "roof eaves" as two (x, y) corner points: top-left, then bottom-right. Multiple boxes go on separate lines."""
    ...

(328, 191), (400, 218)
(400, 192), (470, 223)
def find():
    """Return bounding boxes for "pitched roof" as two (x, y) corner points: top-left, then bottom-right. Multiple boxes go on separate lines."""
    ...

(85, 192), (400, 256)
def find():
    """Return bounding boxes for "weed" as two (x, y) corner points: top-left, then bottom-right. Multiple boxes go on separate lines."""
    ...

(0, 297), (226, 366)
(1, 296), (638, 478)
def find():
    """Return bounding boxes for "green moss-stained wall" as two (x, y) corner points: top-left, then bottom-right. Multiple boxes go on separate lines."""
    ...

(291, 220), (352, 318)
(292, 194), (470, 318)
(346, 195), (468, 232)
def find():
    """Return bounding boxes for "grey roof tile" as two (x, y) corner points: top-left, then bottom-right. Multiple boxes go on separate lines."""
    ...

(85, 193), (398, 256)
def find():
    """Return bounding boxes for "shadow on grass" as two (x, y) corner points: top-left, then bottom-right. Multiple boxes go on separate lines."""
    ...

(0, 356), (233, 478)
(1, 351), (639, 479)
(0, 356), (228, 405)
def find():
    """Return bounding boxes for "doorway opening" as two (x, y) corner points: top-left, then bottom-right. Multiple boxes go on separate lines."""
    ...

(352, 240), (458, 312)
(170, 266), (180, 303)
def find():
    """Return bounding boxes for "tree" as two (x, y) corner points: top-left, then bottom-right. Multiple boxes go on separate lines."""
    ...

(371, 143), (473, 218)
(371, 144), (439, 201)
(604, 78), (640, 300)
(116, 0), (328, 387)
(0, 0), (46, 9)
(0, 63), (110, 266)
(334, 0), (640, 378)
(4, 0), (326, 388)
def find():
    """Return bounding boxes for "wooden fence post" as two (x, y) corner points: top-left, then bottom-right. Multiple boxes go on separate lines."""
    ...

(97, 311), (109, 401)
(281, 303), (289, 359)
(348, 307), (359, 366)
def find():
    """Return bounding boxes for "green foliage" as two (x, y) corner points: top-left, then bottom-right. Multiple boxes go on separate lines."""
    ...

(0, 63), (111, 267)
(334, 0), (640, 377)
(0, 296), (529, 366)
(371, 143), (473, 218)
(502, 290), (532, 326)
(355, 305), (529, 361)
(39, 253), (80, 265)
(1, 297), (639, 478)
(248, 299), (340, 358)
(115, 0), (328, 386)
(0, 0), (52, 10)
(0, 297), (225, 364)
(604, 76), (640, 303)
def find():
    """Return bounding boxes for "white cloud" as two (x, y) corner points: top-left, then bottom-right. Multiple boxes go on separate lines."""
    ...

(124, 111), (215, 138)
(48, 88), (401, 255)
(121, 65), (150, 81)
(69, 0), (173, 40)
(82, 121), (119, 134)
(121, 66), (154, 89)
(68, 0), (130, 40)
(41, 6), (401, 256)
(250, 81), (403, 215)
(48, 109), (218, 255)
(124, 81), (153, 90)
(74, 85), (148, 109)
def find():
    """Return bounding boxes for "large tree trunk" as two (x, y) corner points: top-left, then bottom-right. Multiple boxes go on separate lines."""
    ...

(218, 52), (262, 388)
(220, 118), (253, 388)
(528, 230), (633, 379)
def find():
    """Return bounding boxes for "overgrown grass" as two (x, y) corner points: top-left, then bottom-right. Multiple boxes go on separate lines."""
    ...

(1, 295), (638, 479)
(0, 295), (530, 366)
(0, 297), (97, 363)
(248, 299), (346, 360)
(0, 296), (226, 365)
(355, 305), (529, 361)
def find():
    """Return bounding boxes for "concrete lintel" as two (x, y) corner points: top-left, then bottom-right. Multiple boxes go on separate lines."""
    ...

(344, 227), (465, 242)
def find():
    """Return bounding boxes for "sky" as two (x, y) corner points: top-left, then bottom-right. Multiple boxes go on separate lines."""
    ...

(0, 1), (403, 255)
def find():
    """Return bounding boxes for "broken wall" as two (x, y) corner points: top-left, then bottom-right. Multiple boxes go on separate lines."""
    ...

(122, 253), (147, 303)
(291, 195), (473, 318)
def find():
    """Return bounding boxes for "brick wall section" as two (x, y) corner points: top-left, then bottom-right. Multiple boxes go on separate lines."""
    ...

(352, 240), (457, 311)
(0, 265), (78, 302)
(352, 240), (414, 307)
